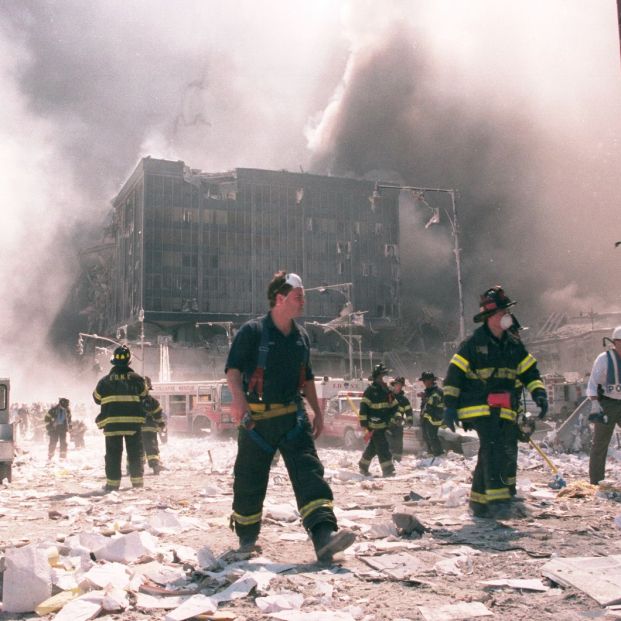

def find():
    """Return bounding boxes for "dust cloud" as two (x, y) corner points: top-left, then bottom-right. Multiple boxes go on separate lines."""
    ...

(0, 1), (618, 399)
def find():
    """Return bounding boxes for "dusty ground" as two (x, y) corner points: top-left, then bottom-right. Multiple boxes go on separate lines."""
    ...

(1, 429), (620, 621)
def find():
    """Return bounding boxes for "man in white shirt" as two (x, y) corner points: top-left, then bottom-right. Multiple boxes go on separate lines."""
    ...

(586, 326), (621, 484)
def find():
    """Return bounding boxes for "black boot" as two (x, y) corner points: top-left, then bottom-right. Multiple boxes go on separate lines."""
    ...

(311, 523), (356, 563)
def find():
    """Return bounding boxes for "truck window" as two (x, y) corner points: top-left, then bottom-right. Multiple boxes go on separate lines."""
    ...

(169, 395), (187, 416)
(0, 385), (6, 410)
(221, 385), (233, 405)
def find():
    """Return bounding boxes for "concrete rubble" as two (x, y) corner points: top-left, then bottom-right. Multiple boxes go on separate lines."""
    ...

(1, 430), (621, 619)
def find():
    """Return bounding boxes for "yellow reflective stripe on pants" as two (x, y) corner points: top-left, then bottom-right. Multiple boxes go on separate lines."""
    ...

(299, 498), (334, 519)
(486, 487), (510, 501)
(470, 491), (487, 504)
(232, 510), (262, 526)
(103, 430), (138, 437)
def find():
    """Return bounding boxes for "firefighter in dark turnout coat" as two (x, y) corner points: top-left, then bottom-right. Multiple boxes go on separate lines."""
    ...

(443, 286), (548, 518)
(419, 372), (445, 457)
(387, 376), (413, 462)
(142, 377), (166, 474)
(93, 345), (148, 492)
(226, 271), (355, 562)
(358, 363), (398, 476)
(45, 398), (72, 460)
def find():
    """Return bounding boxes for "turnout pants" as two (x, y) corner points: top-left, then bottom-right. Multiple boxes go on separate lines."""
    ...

(501, 421), (519, 495)
(105, 432), (144, 489)
(589, 398), (621, 484)
(359, 429), (394, 475)
(469, 415), (510, 508)
(387, 425), (404, 461)
(422, 417), (444, 456)
(231, 410), (336, 543)
(141, 429), (160, 468)
(48, 427), (68, 459)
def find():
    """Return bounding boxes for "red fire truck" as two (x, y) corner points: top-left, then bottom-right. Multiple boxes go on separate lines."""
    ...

(150, 380), (236, 436)
(150, 376), (371, 440)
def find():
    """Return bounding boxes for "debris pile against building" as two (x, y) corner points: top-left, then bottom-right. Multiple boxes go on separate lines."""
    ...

(3, 430), (621, 620)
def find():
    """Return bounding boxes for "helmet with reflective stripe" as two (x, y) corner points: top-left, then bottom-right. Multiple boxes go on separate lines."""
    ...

(110, 345), (131, 366)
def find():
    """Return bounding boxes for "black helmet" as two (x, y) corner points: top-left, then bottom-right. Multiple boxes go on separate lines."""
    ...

(391, 376), (406, 386)
(370, 363), (391, 380)
(473, 285), (516, 323)
(110, 345), (131, 366)
(418, 371), (437, 382)
(59, 397), (69, 406)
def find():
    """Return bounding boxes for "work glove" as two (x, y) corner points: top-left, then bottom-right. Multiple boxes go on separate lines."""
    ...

(533, 392), (548, 420)
(588, 401), (608, 424)
(443, 407), (458, 432)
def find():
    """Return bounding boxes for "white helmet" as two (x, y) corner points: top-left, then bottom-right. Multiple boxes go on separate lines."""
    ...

(284, 273), (303, 289)
(612, 326), (621, 341)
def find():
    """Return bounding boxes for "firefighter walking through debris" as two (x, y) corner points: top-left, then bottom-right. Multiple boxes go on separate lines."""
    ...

(388, 376), (413, 462)
(93, 345), (148, 492)
(419, 372), (445, 457)
(442, 286), (548, 519)
(225, 271), (355, 562)
(358, 363), (398, 477)
(142, 377), (166, 475)
(45, 398), (72, 461)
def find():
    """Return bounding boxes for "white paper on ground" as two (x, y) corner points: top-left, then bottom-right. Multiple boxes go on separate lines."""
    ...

(418, 601), (493, 621)
(255, 591), (304, 612)
(93, 530), (158, 563)
(102, 584), (129, 611)
(149, 509), (183, 534)
(269, 610), (358, 621)
(164, 593), (218, 620)
(81, 561), (132, 590)
(480, 578), (549, 591)
(142, 562), (187, 586)
(54, 592), (104, 621)
(135, 593), (189, 610)
(211, 574), (258, 603)
(2, 544), (52, 613)
(197, 545), (217, 568)
(264, 502), (299, 522)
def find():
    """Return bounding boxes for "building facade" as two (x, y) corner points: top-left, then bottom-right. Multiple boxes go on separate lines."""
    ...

(81, 157), (402, 379)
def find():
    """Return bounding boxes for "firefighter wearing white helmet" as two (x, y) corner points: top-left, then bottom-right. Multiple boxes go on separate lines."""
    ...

(225, 270), (356, 563)
(586, 326), (621, 484)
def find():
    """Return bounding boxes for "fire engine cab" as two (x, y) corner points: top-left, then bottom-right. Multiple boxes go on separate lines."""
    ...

(314, 377), (367, 449)
(150, 380), (236, 436)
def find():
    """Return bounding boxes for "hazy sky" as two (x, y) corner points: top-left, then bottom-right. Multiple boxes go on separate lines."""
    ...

(0, 0), (619, 400)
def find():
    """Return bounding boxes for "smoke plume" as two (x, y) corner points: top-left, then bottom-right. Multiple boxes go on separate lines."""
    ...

(0, 0), (619, 399)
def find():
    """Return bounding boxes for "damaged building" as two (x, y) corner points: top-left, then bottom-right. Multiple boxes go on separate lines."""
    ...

(76, 157), (403, 380)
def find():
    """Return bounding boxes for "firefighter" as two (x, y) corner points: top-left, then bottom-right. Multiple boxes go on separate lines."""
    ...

(388, 376), (413, 462)
(142, 377), (166, 475)
(70, 420), (87, 449)
(419, 372), (445, 457)
(586, 326), (621, 484)
(45, 398), (72, 460)
(93, 345), (148, 492)
(442, 286), (548, 519)
(226, 271), (355, 562)
(358, 363), (398, 476)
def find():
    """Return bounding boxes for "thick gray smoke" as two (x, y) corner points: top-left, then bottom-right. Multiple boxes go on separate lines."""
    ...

(0, 0), (619, 399)
(307, 1), (621, 332)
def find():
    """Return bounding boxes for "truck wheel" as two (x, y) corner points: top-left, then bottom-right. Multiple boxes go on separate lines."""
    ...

(192, 417), (212, 436)
(343, 429), (357, 450)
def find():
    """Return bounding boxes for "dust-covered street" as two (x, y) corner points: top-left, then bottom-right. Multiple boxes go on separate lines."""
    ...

(3, 428), (621, 620)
